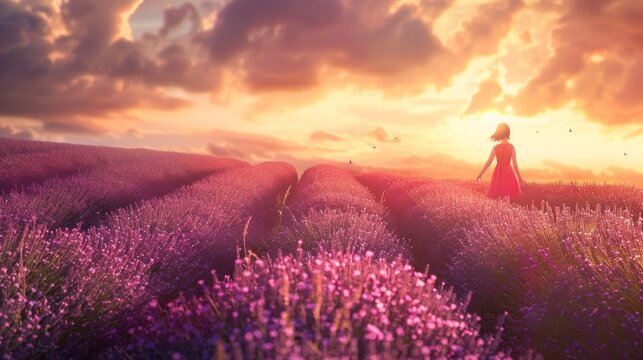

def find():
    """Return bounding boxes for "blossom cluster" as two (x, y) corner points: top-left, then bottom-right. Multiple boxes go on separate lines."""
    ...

(114, 249), (514, 359)
(0, 222), (149, 358)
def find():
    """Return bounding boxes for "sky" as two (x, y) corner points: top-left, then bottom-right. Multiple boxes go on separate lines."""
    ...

(1, 0), (642, 185)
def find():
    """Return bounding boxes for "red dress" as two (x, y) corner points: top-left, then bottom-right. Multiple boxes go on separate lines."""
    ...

(487, 143), (523, 198)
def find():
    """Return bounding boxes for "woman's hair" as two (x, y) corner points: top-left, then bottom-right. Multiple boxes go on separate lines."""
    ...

(489, 123), (510, 141)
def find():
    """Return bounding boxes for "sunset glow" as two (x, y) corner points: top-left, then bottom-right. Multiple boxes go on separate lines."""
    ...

(1, 0), (641, 185)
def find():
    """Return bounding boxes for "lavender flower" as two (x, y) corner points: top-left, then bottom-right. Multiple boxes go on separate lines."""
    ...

(114, 249), (514, 359)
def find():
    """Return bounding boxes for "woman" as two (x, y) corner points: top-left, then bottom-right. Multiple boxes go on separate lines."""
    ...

(476, 123), (524, 201)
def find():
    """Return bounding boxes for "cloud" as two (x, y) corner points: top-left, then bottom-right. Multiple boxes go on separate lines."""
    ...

(159, 2), (201, 37)
(623, 127), (643, 140)
(452, 0), (525, 57)
(507, 0), (643, 126)
(310, 131), (345, 142)
(3, 0), (527, 128)
(206, 142), (248, 159)
(202, 0), (524, 95)
(125, 127), (141, 137)
(0, 0), (528, 132)
(0, 0), (212, 133)
(417, 0), (455, 20)
(0, 124), (34, 140)
(203, 0), (443, 93)
(0, 70), (190, 127)
(198, 0), (526, 123)
(206, 129), (306, 161)
(368, 127), (401, 143)
(464, 78), (503, 115)
(40, 119), (106, 135)
(520, 30), (532, 45)
(64, 0), (142, 51)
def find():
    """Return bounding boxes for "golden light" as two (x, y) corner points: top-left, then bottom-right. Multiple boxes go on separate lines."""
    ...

(117, 0), (145, 41)
(587, 52), (606, 64)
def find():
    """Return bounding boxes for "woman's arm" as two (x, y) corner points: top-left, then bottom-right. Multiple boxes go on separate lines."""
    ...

(512, 147), (524, 185)
(476, 148), (495, 181)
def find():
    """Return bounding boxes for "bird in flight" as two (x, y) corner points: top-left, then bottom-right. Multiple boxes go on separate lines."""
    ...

(372, 146), (377, 150)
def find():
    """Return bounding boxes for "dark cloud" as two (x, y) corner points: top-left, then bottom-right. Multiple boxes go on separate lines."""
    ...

(159, 2), (201, 37)
(0, 1), (48, 53)
(508, 0), (643, 125)
(206, 0), (343, 64)
(101, 39), (219, 92)
(203, 0), (524, 93)
(0, 0), (211, 134)
(59, 0), (146, 66)
(243, 51), (319, 91)
(0, 0), (527, 133)
(41, 119), (105, 135)
(199, 1), (219, 14)
(128, 0), (200, 36)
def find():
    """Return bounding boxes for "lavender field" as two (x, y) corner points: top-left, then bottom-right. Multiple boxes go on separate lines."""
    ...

(0, 138), (641, 359)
